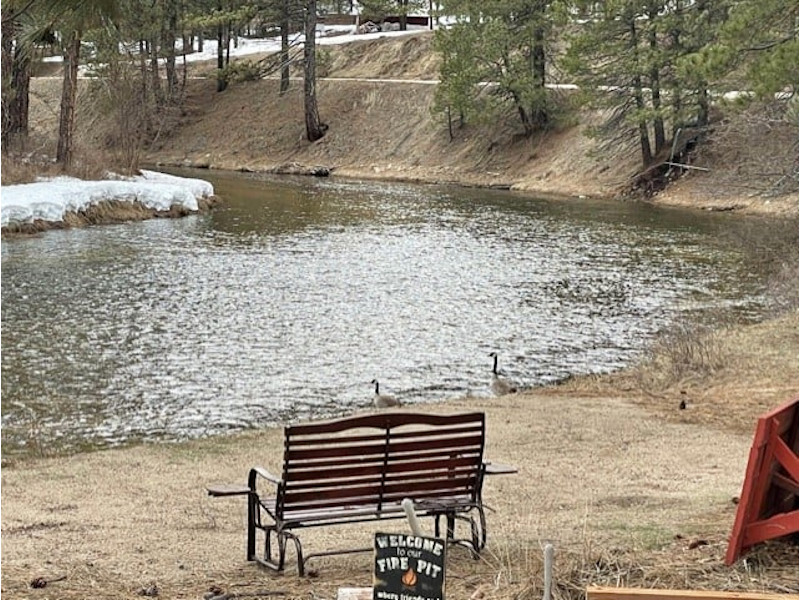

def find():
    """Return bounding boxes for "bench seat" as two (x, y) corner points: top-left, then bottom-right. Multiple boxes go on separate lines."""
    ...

(209, 412), (493, 575)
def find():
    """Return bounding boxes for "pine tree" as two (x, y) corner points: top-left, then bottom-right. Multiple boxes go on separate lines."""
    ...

(434, 0), (560, 136)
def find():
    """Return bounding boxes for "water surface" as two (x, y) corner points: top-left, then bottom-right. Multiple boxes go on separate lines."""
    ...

(0, 172), (771, 457)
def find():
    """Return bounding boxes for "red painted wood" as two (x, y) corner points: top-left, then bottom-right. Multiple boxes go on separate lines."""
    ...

(725, 398), (799, 565)
(742, 510), (799, 547)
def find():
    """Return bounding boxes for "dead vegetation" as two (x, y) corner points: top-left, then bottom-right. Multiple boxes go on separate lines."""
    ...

(1, 311), (797, 600)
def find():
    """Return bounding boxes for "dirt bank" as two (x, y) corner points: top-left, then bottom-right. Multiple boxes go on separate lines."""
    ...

(144, 32), (796, 216)
(19, 32), (798, 220)
(3, 34), (797, 598)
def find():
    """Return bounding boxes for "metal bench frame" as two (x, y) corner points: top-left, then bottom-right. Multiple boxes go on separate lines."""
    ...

(211, 412), (489, 575)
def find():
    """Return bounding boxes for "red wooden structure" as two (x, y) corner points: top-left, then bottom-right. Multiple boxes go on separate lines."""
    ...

(725, 397), (798, 565)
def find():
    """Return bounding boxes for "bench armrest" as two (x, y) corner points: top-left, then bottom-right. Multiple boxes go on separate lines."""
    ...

(483, 461), (518, 475)
(249, 466), (282, 487)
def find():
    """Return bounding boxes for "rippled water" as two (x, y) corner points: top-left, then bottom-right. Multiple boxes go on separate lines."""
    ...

(1, 171), (771, 457)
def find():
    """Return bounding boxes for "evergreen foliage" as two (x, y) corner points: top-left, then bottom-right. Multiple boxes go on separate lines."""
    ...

(2, 0), (796, 176)
(433, 0), (563, 136)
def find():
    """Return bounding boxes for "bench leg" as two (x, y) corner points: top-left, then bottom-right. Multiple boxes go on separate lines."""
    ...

(478, 505), (487, 550)
(285, 531), (305, 576)
(252, 528), (305, 575)
(434, 511), (481, 558)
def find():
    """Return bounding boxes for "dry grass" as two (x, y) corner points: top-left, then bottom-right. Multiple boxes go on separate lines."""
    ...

(0, 199), (219, 238)
(2, 144), (116, 185)
(2, 313), (797, 600)
(3, 33), (798, 600)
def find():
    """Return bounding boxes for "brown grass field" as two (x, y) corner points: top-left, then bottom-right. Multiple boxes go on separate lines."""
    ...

(1, 314), (797, 600)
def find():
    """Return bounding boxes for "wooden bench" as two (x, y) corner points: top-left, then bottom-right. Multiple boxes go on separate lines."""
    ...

(208, 412), (507, 575)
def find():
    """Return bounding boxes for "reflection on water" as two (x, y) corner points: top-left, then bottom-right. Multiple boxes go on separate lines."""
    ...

(0, 171), (772, 457)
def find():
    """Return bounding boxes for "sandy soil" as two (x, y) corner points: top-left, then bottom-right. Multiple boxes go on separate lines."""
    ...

(2, 315), (798, 600)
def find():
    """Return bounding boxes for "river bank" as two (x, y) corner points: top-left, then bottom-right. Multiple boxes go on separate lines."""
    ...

(2, 30), (797, 600)
(8, 31), (796, 237)
(1, 310), (797, 600)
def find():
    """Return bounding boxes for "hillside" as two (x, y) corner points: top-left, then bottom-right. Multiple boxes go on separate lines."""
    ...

(23, 32), (799, 215)
(156, 32), (798, 214)
(5, 32), (798, 600)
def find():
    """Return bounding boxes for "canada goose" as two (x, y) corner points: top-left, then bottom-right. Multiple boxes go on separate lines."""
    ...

(488, 352), (518, 396)
(371, 379), (401, 408)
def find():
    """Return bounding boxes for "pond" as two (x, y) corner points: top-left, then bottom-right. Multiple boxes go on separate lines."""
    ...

(0, 171), (773, 458)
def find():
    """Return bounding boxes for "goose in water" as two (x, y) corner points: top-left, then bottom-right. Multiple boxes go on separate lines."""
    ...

(489, 352), (518, 396)
(371, 379), (401, 408)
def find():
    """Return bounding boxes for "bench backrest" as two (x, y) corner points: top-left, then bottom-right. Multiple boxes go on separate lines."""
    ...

(277, 412), (486, 518)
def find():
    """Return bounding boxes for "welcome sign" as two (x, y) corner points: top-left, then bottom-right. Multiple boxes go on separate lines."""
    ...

(373, 533), (446, 600)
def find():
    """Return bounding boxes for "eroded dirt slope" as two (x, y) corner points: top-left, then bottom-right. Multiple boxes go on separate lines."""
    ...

(24, 31), (798, 215)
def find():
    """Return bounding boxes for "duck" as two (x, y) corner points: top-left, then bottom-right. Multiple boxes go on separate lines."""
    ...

(488, 352), (518, 396)
(371, 379), (401, 408)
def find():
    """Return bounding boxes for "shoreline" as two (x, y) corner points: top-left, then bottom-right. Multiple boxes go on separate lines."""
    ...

(3, 165), (795, 238)
(2, 382), (797, 599)
(2, 301), (797, 600)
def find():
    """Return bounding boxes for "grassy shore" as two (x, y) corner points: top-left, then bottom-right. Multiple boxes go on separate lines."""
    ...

(1, 313), (797, 600)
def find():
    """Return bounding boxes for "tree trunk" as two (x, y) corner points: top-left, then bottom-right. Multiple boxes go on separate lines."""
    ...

(11, 47), (31, 138)
(225, 22), (231, 65)
(57, 33), (81, 168)
(304, 0), (326, 141)
(531, 26), (547, 128)
(2, 10), (31, 147)
(399, 0), (408, 30)
(216, 23), (227, 92)
(647, 4), (665, 154)
(149, 37), (164, 105)
(669, 15), (683, 138)
(697, 86), (710, 128)
(164, 2), (178, 103)
(628, 18), (652, 166)
(280, 0), (290, 94)
(1, 14), (14, 148)
(138, 39), (151, 134)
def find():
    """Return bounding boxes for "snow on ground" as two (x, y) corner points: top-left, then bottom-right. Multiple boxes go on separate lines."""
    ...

(0, 170), (214, 227)
(14, 23), (430, 228)
(41, 24), (432, 73)
(180, 25), (430, 61)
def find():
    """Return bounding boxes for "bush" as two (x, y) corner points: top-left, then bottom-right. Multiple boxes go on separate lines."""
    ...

(219, 59), (265, 84)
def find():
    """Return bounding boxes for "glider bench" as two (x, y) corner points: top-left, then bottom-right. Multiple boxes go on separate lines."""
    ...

(207, 411), (514, 575)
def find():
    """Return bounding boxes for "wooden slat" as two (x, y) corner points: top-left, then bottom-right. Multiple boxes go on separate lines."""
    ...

(284, 464), (480, 491)
(287, 423), (483, 446)
(285, 433), (483, 462)
(286, 412), (484, 436)
(283, 455), (480, 482)
(285, 447), (481, 472)
(269, 412), (487, 526)
(283, 474), (476, 505)
(283, 487), (474, 514)
(586, 587), (796, 600)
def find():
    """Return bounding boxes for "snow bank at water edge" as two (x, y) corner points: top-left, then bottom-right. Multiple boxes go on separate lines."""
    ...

(0, 170), (214, 227)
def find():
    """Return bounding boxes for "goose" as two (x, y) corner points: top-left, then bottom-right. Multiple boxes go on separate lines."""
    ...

(371, 379), (401, 408)
(488, 352), (518, 396)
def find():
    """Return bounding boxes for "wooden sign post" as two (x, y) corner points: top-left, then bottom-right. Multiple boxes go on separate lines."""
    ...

(373, 532), (446, 600)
